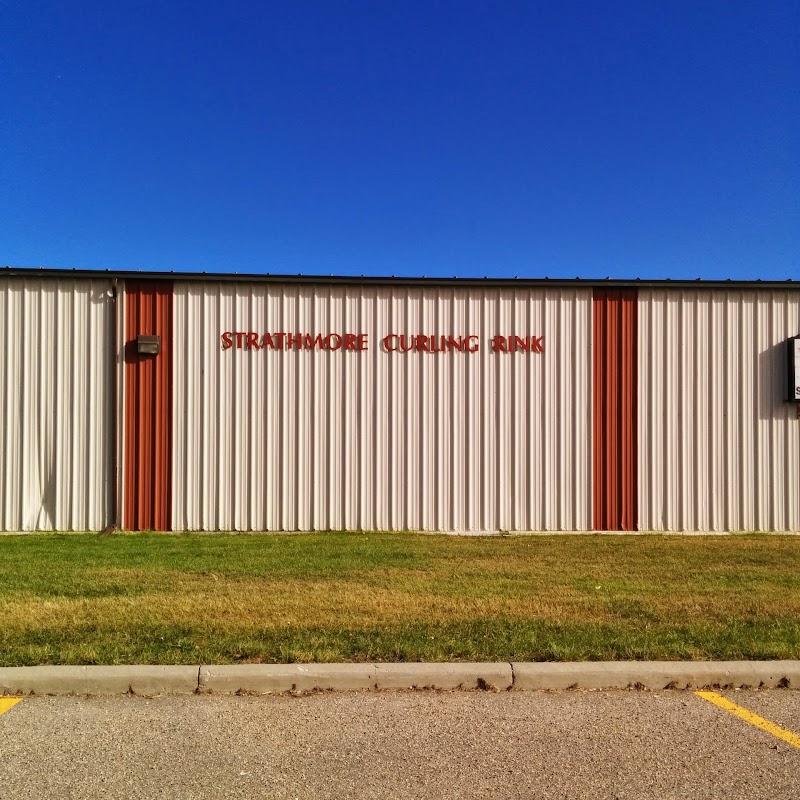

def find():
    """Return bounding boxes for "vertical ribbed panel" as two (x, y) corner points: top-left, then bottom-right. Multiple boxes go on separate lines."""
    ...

(638, 289), (800, 531)
(593, 289), (638, 530)
(122, 281), (173, 531)
(172, 283), (592, 531)
(0, 278), (114, 531)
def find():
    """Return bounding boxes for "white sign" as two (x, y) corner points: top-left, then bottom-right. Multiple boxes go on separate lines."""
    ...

(791, 337), (800, 401)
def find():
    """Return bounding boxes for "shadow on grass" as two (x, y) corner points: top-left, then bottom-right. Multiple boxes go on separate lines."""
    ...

(2, 618), (798, 666)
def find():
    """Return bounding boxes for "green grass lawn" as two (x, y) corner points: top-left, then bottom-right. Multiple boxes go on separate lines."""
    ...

(0, 532), (798, 665)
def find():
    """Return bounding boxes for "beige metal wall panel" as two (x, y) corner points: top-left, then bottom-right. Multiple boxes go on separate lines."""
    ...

(638, 289), (800, 531)
(0, 278), (114, 531)
(172, 282), (592, 532)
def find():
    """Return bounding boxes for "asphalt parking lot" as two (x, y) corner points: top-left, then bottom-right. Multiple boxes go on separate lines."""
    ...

(0, 690), (798, 799)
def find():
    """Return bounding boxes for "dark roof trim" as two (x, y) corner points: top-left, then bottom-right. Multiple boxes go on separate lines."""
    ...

(2, 266), (799, 291)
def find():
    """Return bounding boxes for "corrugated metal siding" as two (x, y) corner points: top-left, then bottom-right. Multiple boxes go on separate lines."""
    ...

(172, 283), (592, 531)
(593, 289), (638, 530)
(638, 289), (800, 531)
(0, 278), (114, 531)
(121, 281), (173, 531)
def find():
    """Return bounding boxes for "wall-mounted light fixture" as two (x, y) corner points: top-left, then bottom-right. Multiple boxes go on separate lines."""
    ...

(136, 335), (161, 355)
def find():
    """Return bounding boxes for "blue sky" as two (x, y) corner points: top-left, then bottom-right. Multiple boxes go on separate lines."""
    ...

(2, 1), (797, 280)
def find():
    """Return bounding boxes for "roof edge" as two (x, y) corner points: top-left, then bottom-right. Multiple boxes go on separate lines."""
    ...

(2, 266), (799, 291)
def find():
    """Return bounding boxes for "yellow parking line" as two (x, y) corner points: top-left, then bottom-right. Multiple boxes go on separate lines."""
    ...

(695, 691), (800, 750)
(0, 698), (23, 717)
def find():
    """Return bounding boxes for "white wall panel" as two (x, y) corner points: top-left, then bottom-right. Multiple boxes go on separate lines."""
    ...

(638, 289), (800, 531)
(0, 278), (114, 531)
(172, 282), (592, 532)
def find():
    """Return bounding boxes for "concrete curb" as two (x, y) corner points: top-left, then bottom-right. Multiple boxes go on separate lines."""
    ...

(510, 660), (800, 690)
(0, 665), (199, 696)
(0, 661), (797, 696)
(199, 662), (513, 694)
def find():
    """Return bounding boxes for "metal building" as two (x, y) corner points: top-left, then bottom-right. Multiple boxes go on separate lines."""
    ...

(2, 268), (799, 533)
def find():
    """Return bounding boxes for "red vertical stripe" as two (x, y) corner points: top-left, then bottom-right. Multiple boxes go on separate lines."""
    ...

(593, 289), (637, 530)
(123, 281), (173, 531)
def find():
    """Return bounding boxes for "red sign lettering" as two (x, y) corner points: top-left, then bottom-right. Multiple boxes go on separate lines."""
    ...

(220, 332), (544, 354)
